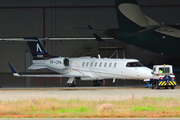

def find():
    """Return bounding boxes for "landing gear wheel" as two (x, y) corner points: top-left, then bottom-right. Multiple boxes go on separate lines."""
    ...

(68, 81), (76, 87)
(93, 80), (100, 86)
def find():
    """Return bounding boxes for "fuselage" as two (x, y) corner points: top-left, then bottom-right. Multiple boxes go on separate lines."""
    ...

(106, 26), (180, 58)
(42, 57), (153, 80)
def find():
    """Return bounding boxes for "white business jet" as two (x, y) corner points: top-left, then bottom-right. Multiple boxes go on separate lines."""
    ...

(9, 37), (153, 87)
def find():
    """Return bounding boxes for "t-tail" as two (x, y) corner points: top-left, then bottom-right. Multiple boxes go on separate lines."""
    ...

(114, 0), (159, 30)
(25, 37), (57, 60)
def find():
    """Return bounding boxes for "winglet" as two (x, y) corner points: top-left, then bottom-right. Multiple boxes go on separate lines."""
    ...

(88, 25), (105, 42)
(8, 63), (20, 77)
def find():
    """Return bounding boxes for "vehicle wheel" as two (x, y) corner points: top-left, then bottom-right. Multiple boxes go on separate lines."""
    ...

(171, 86), (174, 89)
(165, 86), (168, 89)
(156, 81), (160, 89)
(68, 81), (76, 87)
(151, 86), (154, 89)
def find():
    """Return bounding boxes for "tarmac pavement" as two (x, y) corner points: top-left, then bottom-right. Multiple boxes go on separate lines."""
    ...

(0, 87), (179, 101)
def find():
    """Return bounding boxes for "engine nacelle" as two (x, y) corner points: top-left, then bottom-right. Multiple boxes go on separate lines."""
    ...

(105, 28), (122, 39)
(45, 57), (69, 70)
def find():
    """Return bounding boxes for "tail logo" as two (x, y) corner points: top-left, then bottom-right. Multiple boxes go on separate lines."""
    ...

(36, 43), (44, 57)
(37, 43), (42, 52)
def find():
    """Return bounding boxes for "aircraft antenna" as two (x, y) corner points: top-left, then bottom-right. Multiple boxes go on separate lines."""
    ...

(98, 54), (101, 59)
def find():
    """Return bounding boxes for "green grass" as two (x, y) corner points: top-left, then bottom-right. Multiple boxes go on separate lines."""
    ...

(26, 106), (92, 115)
(131, 105), (156, 111)
(59, 106), (90, 113)
(0, 97), (180, 118)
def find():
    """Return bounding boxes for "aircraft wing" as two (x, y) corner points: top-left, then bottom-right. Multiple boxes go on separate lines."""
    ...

(66, 26), (114, 42)
(66, 26), (107, 36)
(8, 63), (90, 78)
(67, 25), (160, 40)
(0, 38), (38, 41)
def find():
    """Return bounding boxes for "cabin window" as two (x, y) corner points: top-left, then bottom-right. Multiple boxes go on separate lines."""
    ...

(86, 62), (89, 67)
(104, 62), (107, 67)
(90, 62), (93, 67)
(126, 62), (143, 67)
(82, 62), (85, 67)
(114, 63), (117, 67)
(109, 63), (112, 67)
(94, 62), (97, 67)
(99, 62), (102, 67)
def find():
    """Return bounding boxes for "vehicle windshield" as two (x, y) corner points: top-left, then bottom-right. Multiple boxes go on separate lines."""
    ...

(159, 67), (170, 74)
(126, 62), (143, 67)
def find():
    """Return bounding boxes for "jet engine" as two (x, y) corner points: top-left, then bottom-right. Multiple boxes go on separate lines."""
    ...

(105, 28), (122, 39)
(45, 57), (69, 70)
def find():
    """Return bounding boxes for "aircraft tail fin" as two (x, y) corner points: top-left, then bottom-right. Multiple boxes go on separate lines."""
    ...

(25, 37), (57, 60)
(114, 0), (159, 29)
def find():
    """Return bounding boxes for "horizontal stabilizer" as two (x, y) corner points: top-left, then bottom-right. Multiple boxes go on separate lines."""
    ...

(8, 63), (90, 78)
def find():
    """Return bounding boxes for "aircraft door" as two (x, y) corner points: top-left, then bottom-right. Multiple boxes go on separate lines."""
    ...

(135, 68), (140, 77)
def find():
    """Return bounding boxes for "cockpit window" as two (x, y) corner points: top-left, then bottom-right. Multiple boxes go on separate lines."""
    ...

(126, 62), (143, 67)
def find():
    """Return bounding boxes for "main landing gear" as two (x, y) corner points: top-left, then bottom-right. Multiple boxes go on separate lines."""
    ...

(67, 79), (102, 87)
(68, 81), (76, 87)
(93, 80), (101, 86)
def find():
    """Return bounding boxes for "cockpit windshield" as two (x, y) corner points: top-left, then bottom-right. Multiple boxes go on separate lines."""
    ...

(126, 62), (143, 67)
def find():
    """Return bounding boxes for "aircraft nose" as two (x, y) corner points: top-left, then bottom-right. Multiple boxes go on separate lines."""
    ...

(139, 67), (153, 79)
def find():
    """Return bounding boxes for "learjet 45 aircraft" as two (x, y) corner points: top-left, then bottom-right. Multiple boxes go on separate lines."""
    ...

(9, 37), (152, 87)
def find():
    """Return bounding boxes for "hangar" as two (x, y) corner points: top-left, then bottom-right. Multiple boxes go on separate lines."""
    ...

(0, 0), (179, 87)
